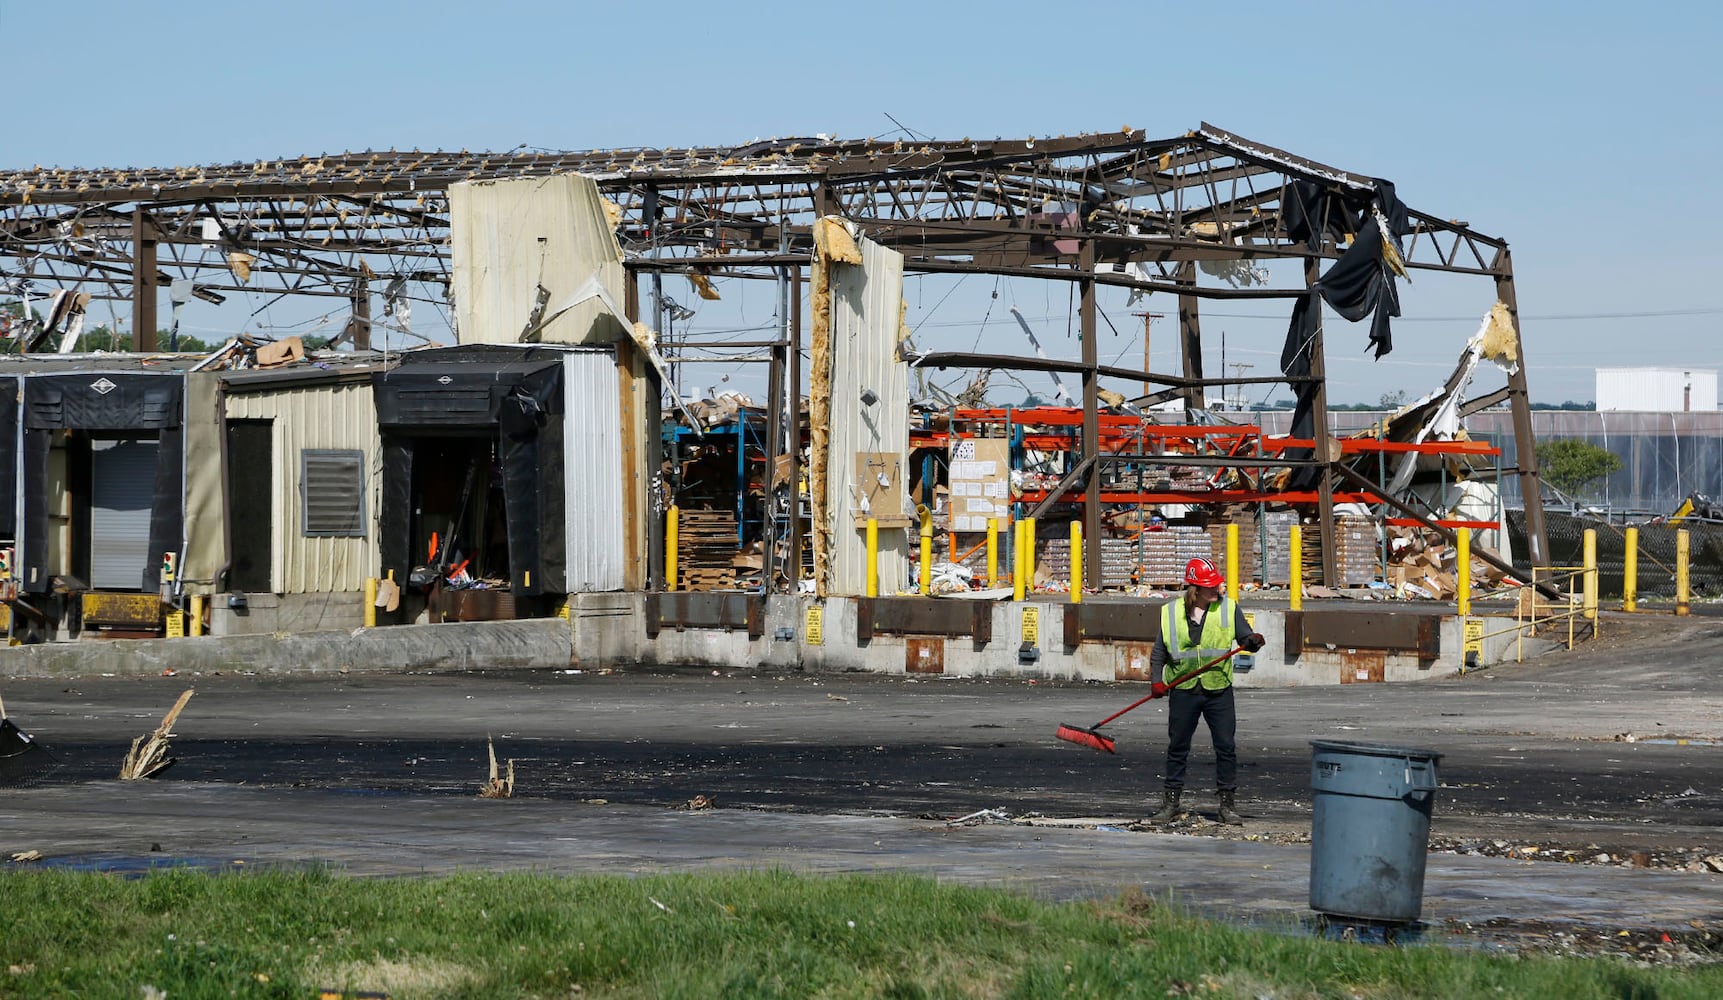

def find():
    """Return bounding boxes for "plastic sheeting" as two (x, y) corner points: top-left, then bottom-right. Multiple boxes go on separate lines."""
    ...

(449, 174), (626, 346)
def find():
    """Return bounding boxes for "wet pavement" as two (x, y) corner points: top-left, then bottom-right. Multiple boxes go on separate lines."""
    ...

(2, 612), (1721, 959)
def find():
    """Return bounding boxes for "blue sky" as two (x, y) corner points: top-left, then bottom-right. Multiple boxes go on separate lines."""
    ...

(4, 0), (1719, 404)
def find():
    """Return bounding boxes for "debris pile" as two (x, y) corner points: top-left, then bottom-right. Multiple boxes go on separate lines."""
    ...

(1382, 524), (1510, 600)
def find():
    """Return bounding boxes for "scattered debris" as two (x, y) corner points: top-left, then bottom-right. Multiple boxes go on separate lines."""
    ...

(676, 794), (716, 811)
(119, 689), (194, 780)
(945, 808), (1016, 827)
(478, 737), (514, 799)
(7, 850), (42, 863)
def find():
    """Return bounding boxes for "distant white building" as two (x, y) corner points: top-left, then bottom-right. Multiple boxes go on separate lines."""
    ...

(1596, 367), (1717, 412)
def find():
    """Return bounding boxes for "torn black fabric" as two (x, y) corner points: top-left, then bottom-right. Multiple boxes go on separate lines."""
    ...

(1313, 217), (1400, 359)
(1372, 178), (1409, 238)
(1281, 293), (1319, 379)
(1286, 177), (1409, 248)
(1285, 180), (1355, 252)
(1277, 216), (1403, 492)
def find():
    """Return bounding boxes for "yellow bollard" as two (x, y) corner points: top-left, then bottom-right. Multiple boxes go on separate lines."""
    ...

(1623, 526), (1638, 613)
(1225, 522), (1239, 603)
(986, 517), (999, 589)
(1013, 520), (1026, 602)
(190, 594), (205, 637)
(1456, 528), (1471, 618)
(363, 579), (377, 628)
(1289, 524), (1303, 612)
(918, 505), (933, 597)
(666, 505), (680, 592)
(866, 517), (879, 598)
(1582, 527), (1597, 621)
(1024, 518), (1037, 593)
(1069, 521), (1083, 603)
(1677, 529), (1691, 617)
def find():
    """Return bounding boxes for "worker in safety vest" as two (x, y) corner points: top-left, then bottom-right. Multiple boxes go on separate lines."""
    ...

(1145, 556), (1265, 826)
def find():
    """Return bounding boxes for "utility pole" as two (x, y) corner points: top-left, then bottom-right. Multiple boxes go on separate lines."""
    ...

(1131, 310), (1164, 398)
(1228, 361), (1254, 411)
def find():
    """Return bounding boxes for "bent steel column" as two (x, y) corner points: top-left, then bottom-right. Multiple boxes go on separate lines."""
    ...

(1177, 261), (1205, 414)
(1079, 237), (1101, 585)
(1494, 249), (1548, 569)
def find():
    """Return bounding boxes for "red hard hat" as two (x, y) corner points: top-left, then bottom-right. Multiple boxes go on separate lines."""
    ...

(1184, 556), (1224, 589)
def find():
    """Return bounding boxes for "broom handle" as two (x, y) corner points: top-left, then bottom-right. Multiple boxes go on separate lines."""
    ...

(1090, 644), (1245, 729)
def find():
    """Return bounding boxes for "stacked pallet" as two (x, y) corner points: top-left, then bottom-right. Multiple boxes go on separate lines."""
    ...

(677, 508), (740, 590)
(1139, 525), (1214, 585)
(1204, 512), (1259, 584)
(1037, 536), (1140, 589)
(1334, 516), (1381, 587)
(1259, 511), (1300, 585)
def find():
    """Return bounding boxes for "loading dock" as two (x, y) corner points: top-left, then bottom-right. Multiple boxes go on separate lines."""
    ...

(10, 370), (183, 640)
(374, 346), (568, 622)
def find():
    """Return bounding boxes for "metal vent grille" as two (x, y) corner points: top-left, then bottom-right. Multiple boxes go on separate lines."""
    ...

(300, 449), (365, 537)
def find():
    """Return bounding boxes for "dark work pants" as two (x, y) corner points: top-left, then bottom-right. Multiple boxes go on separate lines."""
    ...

(1163, 685), (1237, 792)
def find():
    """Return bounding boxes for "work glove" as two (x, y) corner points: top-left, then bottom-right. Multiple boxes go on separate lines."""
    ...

(1241, 632), (1266, 653)
(1150, 682), (1170, 698)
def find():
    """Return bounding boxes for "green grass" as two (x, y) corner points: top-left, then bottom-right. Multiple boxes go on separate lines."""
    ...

(0, 867), (1715, 999)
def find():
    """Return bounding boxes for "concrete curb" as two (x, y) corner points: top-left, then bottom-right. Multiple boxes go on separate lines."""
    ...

(0, 619), (574, 679)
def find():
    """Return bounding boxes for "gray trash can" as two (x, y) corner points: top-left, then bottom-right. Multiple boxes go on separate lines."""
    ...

(1309, 740), (1442, 923)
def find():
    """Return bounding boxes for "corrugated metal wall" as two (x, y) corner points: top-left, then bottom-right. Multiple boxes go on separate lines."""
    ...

(826, 236), (909, 596)
(563, 348), (625, 590)
(229, 382), (380, 593)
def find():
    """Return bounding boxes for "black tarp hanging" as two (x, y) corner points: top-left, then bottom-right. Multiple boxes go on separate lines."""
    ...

(18, 373), (184, 594)
(1279, 180), (1411, 488)
(0, 377), (16, 539)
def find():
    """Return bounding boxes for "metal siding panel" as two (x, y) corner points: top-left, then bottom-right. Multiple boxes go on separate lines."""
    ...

(449, 175), (627, 346)
(563, 349), (625, 590)
(826, 236), (908, 596)
(1597, 368), (1718, 412)
(230, 383), (380, 594)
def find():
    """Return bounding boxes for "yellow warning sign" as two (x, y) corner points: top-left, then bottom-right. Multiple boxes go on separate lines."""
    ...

(806, 605), (825, 646)
(1021, 605), (1040, 645)
(165, 611), (186, 639)
(1463, 617), (1484, 656)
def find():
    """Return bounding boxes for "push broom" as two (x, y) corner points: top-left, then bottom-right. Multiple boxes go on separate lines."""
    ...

(1055, 644), (1246, 754)
(0, 691), (57, 786)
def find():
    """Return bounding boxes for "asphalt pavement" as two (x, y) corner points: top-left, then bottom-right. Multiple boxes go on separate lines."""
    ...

(2, 612), (1720, 957)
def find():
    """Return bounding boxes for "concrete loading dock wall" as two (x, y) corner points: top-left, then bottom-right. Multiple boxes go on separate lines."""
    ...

(0, 594), (1549, 681)
(574, 594), (1542, 685)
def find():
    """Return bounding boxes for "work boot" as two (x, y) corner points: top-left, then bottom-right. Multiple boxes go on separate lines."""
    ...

(1217, 789), (1245, 826)
(1146, 789), (1183, 823)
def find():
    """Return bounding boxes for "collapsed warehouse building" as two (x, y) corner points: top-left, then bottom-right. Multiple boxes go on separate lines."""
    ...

(0, 125), (1566, 674)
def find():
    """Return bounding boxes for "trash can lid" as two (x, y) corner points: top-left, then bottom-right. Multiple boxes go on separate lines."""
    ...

(1310, 739), (1443, 762)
